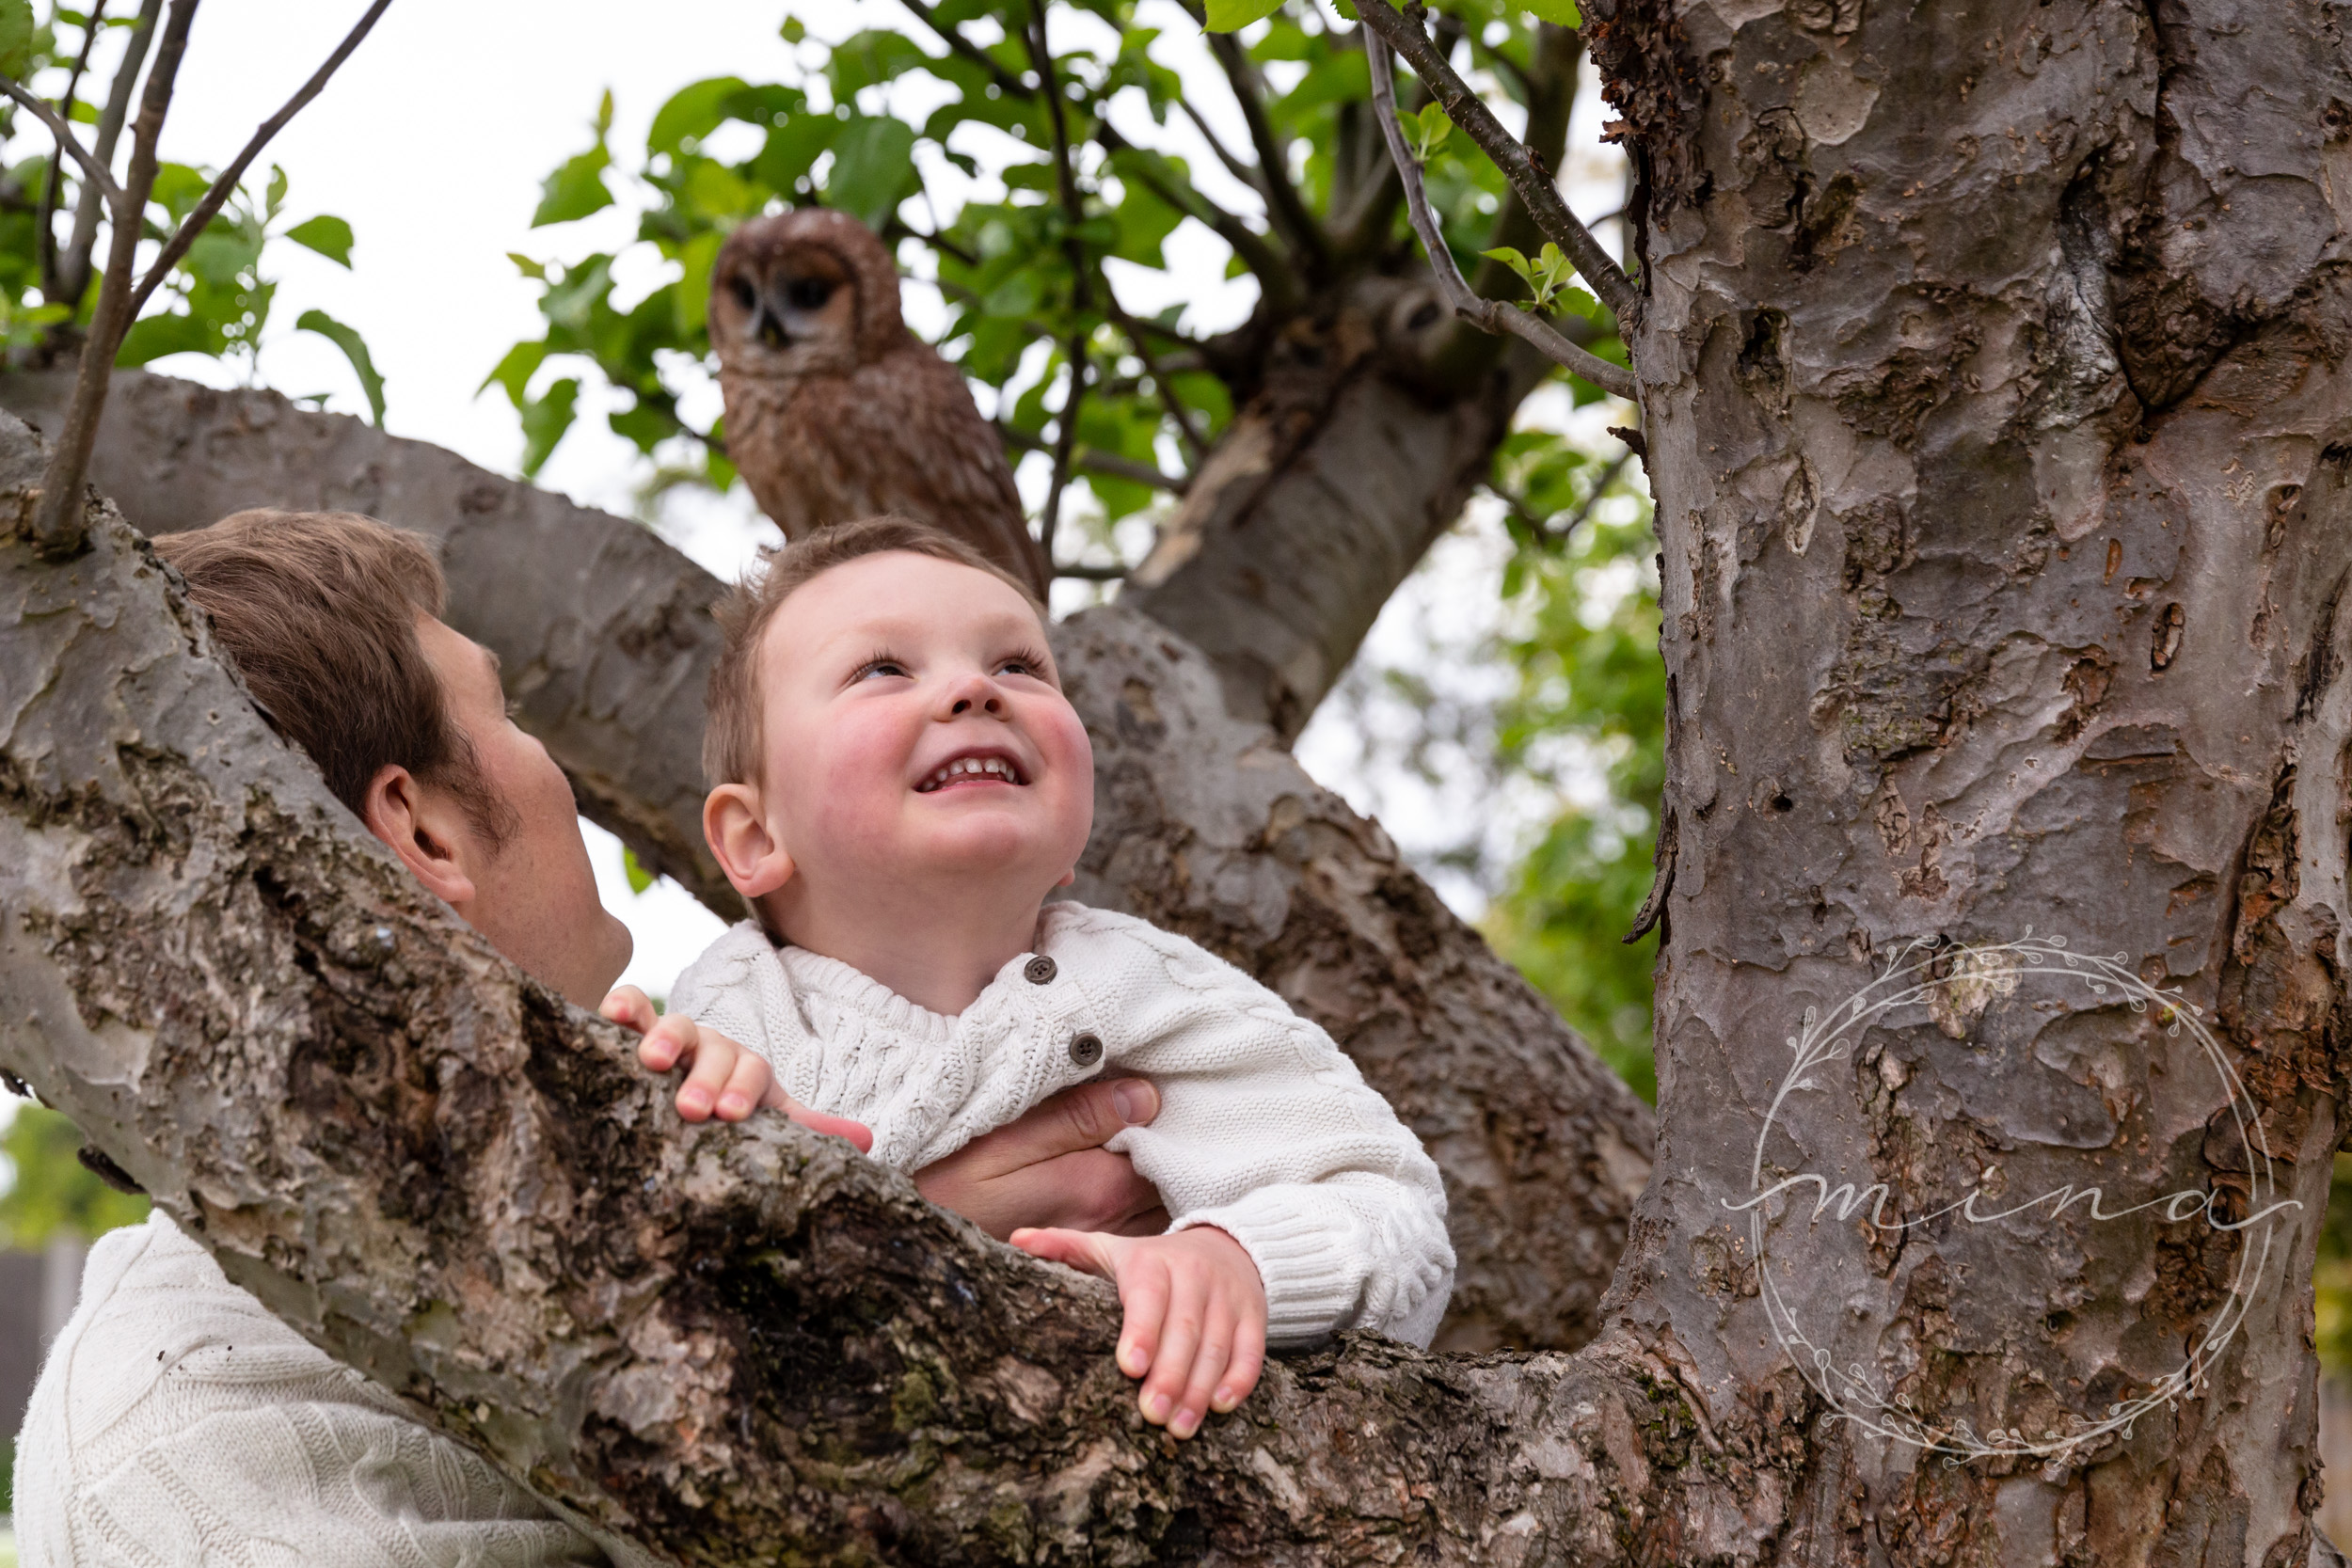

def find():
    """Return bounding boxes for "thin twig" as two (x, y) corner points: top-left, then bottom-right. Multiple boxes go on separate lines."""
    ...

(126, 0), (393, 318)
(1104, 292), (1206, 462)
(1355, 0), (1639, 325)
(1026, 0), (1094, 565)
(898, 0), (1036, 100)
(1097, 124), (1299, 309)
(0, 81), (126, 214)
(1174, 98), (1259, 187)
(1053, 562), (1128, 580)
(1000, 420), (1187, 493)
(37, 1), (108, 301)
(1206, 31), (1327, 268)
(1364, 37), (1636, 401)
(55, 0), (159, 309)
(29, 0), (196, 556)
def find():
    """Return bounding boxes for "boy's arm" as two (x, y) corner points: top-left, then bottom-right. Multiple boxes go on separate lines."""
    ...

(1067, 915), (1457, 1348)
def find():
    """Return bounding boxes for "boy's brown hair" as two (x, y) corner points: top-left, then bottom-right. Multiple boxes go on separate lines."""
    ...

(704, 515), (1048, 789)
(153, 509), (514, 844)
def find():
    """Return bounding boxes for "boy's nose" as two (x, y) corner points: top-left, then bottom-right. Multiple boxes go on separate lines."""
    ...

(943, 671), (1008, 717)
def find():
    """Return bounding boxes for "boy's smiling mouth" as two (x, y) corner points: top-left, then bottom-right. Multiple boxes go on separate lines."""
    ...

(914, 750), (1029, 792)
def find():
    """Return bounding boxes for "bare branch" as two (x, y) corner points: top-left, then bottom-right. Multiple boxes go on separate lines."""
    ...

(37, 1), (108, 302)
(1496, 446), (1633, 547)
(0, 79), (126, 216)
(1355, 0), (1640, 325)
(54, 0), (160, 309)
(1364, 38), (1637, 402)
(1104, 292), (1207, 462)
(897, 0), (1036, 100)
(126, 0), (392, 319)
(1174, 97), (1260, 188)
(1097, 125), (1301, 310)
(1207, 31), (1329, 269)
(27, 0), (194, 556)
(1001, 419), (1187, 493)
(1054, 561), (1129, 580)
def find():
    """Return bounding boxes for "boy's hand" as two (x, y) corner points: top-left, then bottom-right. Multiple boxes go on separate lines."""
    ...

(601, 986), (873, 1151)
(1009, 1225), (1266, 1439)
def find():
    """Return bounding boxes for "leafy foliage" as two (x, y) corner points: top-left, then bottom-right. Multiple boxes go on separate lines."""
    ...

(487, 1), (1622, 540)
(0, 7), (382, 418)
(1481, 467), (1662, 1101)
(0, 1102), (150, 1250)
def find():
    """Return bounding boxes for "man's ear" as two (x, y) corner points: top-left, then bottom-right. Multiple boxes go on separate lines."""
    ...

(361, 763), (479, 909)
(705, 782), (795, 898)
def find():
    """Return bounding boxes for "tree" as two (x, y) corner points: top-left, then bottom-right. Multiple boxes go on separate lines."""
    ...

(5, 0), (2346, 1562)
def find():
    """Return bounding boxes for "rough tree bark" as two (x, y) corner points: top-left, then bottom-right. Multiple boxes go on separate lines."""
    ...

(0, 368), (1651, 1354)
(1578, 0), (2352, 1553)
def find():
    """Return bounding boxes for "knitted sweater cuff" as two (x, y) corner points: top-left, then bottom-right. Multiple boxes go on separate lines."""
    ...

(1172, 1192), (1365, 1346)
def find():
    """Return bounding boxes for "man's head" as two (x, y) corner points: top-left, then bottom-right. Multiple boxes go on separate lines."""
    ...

(156, 510), (630, 1005)
(701, 516), (1094, 941)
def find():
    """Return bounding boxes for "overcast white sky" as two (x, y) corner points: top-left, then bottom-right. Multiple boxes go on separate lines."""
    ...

(8, 0), (1631, 1001)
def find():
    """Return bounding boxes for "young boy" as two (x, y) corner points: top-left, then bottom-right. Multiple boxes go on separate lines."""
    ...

(646, 516), (1454, 1440)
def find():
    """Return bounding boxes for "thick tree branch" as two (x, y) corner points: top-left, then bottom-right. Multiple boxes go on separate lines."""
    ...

(1364, 38), (1636, 402)
(1355, 0), (1640, 325)
(124, 0), (392, 319)
(0, 366), (1654, 1354)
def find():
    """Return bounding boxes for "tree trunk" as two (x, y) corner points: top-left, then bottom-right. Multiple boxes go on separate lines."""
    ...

(1581, 0), (2352, 1553)
(0, 368), (1650, 1354)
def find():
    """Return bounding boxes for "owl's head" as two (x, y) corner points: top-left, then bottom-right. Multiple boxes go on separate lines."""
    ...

(709, 208), (905, 380)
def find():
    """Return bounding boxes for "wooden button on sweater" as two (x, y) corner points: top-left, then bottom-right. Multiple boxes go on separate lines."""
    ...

(1068, 1031), (1104, 1067)
(1025, 956), (1057, 984)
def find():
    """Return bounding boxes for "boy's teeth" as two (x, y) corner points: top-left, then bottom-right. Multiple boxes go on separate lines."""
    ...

(922, 755), (1018, 790)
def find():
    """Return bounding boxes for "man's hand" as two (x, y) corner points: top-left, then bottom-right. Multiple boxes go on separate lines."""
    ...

(1009, 1226), (1266, 1439)
(913, 1079), (1168, 1240)
(601, 986), (872, 1151)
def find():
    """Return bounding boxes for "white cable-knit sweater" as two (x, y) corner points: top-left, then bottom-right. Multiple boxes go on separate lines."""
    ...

(15, 1212), (654, 1568)
(670, 902), (1455, 1346)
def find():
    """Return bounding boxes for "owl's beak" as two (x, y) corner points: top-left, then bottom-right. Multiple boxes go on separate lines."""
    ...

(754, 305), (792, 350)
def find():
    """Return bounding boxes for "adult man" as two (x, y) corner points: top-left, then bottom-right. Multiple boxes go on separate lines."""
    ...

(14, 509), (1164, 1566)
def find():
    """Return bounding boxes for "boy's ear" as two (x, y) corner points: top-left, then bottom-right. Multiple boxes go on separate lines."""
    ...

(706, 782), (796, 898)
(362, 763), (480, 909)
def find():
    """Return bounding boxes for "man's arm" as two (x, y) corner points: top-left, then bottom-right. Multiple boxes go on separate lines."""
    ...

(914, 1078), (1168, 1239)
(605, 988), (1167, 1237)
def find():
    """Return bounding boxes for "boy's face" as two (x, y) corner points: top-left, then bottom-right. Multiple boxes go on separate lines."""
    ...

(741, 551), (1093, 908)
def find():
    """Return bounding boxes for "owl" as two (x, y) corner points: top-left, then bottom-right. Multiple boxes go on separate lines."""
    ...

(709, 208), (1051, 600)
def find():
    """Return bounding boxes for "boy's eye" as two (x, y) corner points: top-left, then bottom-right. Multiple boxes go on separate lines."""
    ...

(854, 657), (909, 681)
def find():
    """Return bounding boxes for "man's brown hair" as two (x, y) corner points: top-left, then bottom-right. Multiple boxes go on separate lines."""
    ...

(154, 509), (515, 844)
(705, 515), (1048, 789)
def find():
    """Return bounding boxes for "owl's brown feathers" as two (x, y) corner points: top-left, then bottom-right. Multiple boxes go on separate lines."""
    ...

(709, 209), (1049, 599)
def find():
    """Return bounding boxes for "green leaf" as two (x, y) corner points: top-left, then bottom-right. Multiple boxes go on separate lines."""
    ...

(675, 229), (724, 338)
(1482, 245), (1534, 284)
(0, 0), (37, 79)
(754, 112), (838, 193)
(283, 214), (355, 267)
(622, 846), (655, 895)
(648, 75), (751, 156)
(520, 376), (580, 478)
(114, 310), (215, 366)
(1525, 0), (1581, 24)
(1202, 0), (1282, 30)
(507, 252), (548, 281)
(824, 116), (917, 231)
(479, 338), (546, 405)
(532, 143), (613, 228)
(295, 308), (386, 426)
(780, 15), (805, 42)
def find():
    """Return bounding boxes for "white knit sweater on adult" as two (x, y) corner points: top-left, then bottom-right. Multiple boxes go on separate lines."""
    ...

(670, 901), (1455, 1346)
(15, 1212), (650, 1568)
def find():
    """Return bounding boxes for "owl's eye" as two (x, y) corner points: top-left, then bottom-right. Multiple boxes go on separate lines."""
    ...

(785, 277), (835, 311)
(729, 277), (756, 311)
